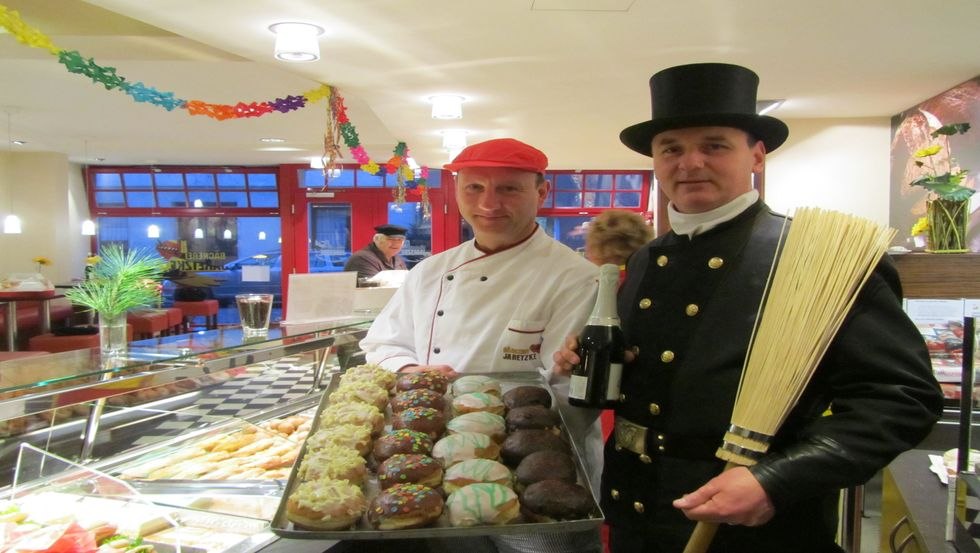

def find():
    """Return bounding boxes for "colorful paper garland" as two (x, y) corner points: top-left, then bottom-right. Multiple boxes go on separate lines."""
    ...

(1, 3), (432, 204)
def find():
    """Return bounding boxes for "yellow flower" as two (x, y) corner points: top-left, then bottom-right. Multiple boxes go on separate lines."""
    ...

(913, 144), (942, 158)
(32, 256), (51, 266)
(86, 255), (101, 266)
(910, 217), (929, 236)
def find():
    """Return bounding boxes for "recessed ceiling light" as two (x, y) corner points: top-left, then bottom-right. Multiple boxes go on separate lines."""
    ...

(260, 137), (286, 143)
(429, 95), (466, 119)
(269, 22), (324, 62)
(10, 139), (26, 145)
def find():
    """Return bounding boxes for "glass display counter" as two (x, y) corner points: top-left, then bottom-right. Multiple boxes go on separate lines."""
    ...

(0, 317), (374, 552)
(0, 317), (372, 468)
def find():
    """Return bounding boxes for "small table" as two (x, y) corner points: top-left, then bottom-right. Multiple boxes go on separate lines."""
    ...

(0, 289), (61, 351)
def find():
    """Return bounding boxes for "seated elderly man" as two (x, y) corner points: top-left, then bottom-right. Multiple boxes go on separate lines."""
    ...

(343, 224), (409, 283)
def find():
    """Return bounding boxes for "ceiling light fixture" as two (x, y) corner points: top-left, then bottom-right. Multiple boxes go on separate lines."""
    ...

(441, 129), (468, 151)
(223, 229), (233, 240)
(81, 219), (97, 236)
(309, 155), (325, 169)
(260, 137), (286, 143)
(258, 231), (267, 241)
(269, 22), (324, 62)
(194, 228), (204, 239)
(429, 95), (465, 119)
(146, 224), (160, 238)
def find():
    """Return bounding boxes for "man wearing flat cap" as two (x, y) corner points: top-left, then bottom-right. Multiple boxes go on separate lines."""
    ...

(361, 138), (603, 553)
(554, 63), (941, 552)
(343, 223), (409, 282)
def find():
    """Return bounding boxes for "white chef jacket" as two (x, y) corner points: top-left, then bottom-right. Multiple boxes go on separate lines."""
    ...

(361, 226), (604, 493)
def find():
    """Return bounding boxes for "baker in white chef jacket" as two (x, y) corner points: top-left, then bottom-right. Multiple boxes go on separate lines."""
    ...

(360, 138), (602, 553)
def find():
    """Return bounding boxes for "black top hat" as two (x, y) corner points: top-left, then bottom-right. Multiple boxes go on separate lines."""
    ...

(619, 63), (789, 156)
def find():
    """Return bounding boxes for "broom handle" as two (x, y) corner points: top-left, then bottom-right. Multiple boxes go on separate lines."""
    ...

(682, 461), (739, 553)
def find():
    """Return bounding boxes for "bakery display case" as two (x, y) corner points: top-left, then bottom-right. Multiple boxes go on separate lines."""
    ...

(0, 317), (372, 552)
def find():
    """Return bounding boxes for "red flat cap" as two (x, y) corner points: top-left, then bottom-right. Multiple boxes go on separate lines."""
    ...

(443, 138), (548, 173)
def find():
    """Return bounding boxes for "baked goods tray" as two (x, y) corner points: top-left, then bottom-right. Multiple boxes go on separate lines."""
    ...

(270, 370), (604, 540)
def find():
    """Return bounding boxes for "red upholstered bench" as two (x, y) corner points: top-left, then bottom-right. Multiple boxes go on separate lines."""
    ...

(127, 309), (170, 340)
(28, 325), (134, 354)
(164, 307), (184, 335)
(173, 300), (219, 331)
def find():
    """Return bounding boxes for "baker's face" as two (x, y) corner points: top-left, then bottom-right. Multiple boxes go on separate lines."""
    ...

(380, 235), (405, 257)
(455, 167), (547, 250)
(651, 126), (765, 214)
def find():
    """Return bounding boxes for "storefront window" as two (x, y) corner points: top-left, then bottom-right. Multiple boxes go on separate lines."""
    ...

(96, 216), (284, 309)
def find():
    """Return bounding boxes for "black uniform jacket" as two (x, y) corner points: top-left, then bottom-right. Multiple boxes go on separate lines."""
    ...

(343, 243), (407, 281)
(602, 201), (943, 553)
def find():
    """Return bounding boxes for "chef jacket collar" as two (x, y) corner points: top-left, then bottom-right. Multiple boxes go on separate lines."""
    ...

(668, 189), (759, 239)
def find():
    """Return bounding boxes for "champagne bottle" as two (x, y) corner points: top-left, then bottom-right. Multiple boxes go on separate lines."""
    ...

(569, 263), (625, 408)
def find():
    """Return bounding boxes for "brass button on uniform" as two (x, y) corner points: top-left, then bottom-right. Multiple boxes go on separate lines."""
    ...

(685, 304), (699, 316)
(639, 298), (652, 309)
(708, 257), (724, 269)
(614, 443), (623, 452)
(633, 501), (645, 513)
(648, 403), (661, 416)
(639, 454), (652, 464)
(660, 350), (675, 363)
(656, 255), (668, 267)
(619, 393), (627, 402)
(610, 489), (620, 500)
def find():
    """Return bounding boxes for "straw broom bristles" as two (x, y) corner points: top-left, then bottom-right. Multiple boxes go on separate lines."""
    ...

(683, 208), (896, 553)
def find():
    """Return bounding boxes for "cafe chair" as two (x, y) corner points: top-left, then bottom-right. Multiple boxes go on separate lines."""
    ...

(173, 299), (219, 332)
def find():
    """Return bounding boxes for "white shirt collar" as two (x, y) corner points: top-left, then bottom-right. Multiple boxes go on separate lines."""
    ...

(667, 189), (760, 239)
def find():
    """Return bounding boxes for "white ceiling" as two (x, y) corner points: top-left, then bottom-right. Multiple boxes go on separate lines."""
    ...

(1, 0), (979, 170)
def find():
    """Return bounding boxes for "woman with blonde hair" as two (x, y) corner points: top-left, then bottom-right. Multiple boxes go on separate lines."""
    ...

(584, 209), (652, 268)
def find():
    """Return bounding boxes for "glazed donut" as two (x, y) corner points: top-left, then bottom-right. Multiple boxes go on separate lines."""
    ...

(343, 363), (397, 392)
(392, 407), (446, 441)
(286, 479), (366, 530)
(390, 389), (446, 413)
(451, 375), (502, 397)
(445, 411), (507, 443)
(367, 483), (444, 530)
(319, 401), (385, 436)
(396, 371), (449, 395)
(502, 385), (552, 410)
(372, 429), (434, 463)
(305, 424), (373, 457)
(446, 483), (521, 527)
(515, 450), (577, 491)
(297, 446), (368, 485)
(501, 429), (569, 466)
(505, 405), (561, 433)
(443, 458), (513, 494)
(377, 454), (444, 489)
(451, 392), (505, 416)
(331, 382), (389, 411)
(519, 479), (594, 522)
(433, 431), (501, 468)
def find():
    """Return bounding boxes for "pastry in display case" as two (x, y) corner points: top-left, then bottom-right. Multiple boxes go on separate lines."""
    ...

(272, 367), (603, 539)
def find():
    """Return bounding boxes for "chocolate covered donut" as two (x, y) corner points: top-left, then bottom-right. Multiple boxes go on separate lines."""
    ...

(501, 429), (569, 466)
(396, 371), (449, 395)
(505, 404), (560, 432)
(519, 479), (594, 522)
(372, 429), (433, 464)
(515, 450), (577, 490)
(390, 388), (446, 413)
(377, 454), (444, 489)
(392, 407), (446, 441)
(502, 385), (552, 410)
(367, 483), (444, 530)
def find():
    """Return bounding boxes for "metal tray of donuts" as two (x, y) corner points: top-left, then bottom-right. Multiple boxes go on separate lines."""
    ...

(270, 368), (604, 539)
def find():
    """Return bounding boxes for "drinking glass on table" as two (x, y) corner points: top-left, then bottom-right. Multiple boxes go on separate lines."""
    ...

(235, 293), (273, 338)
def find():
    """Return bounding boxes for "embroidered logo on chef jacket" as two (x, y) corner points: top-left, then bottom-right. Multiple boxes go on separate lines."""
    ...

(501, 320), (545, 362)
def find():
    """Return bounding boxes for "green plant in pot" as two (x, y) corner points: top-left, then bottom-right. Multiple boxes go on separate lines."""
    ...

(65, 244), (167, 356)
(909, 122), (974, 253)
